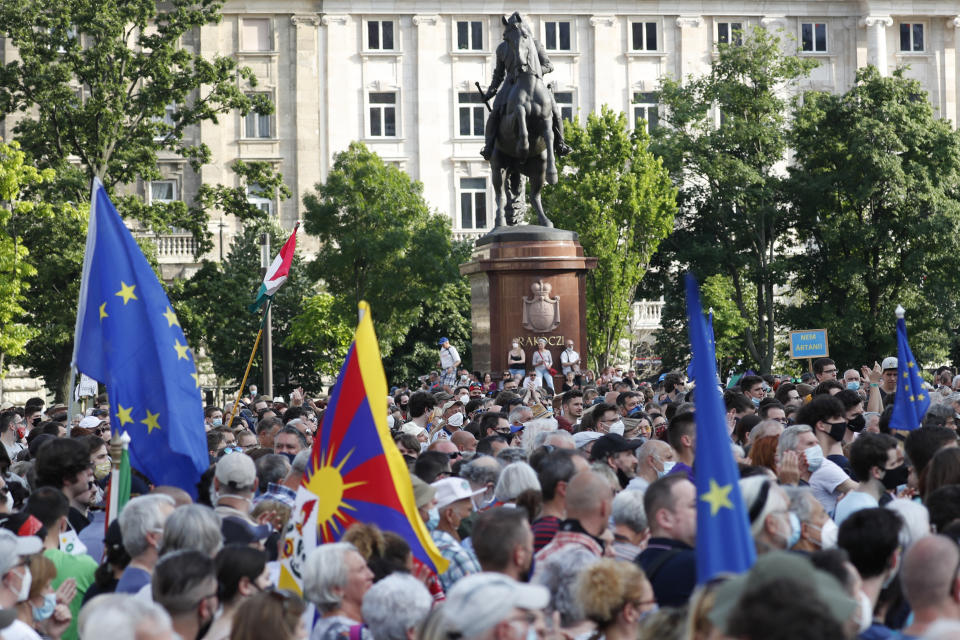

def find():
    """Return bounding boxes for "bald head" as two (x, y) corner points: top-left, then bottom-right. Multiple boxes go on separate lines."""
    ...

(428, 440), (458, 456)
(152, 486), (193, 507)
(451, 430), (477, 452)
(748, 420), (784, 445)
(565, 470), (614, 520)
(902, 535), (960, 609)
(638, 440), (672, 465)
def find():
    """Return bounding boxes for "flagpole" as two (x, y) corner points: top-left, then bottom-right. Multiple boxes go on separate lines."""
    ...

(260, 232), (273, 399)
(227, 299), (272, 428)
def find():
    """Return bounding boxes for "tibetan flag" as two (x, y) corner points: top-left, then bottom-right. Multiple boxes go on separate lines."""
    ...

(686, 273), (756, 584)
(249, 223), (298, 312)
(72, 179), (208, 497)
(889, 305), (930, 432)
(278, 301), (448, 594)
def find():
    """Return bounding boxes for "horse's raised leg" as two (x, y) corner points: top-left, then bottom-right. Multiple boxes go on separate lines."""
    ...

(542, 115), (558, 185)
(529, 164), (553, 228)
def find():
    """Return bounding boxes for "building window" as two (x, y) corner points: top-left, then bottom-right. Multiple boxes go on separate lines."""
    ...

(369, 92), (398, 137)
(367, 20), (395, 50)
(241, 18), (272, 51)
(456, 20), (483, 50)
(458, 92), (485, 137)
(544, 21), (571, 51)
(459, 177), (487, 229)
(153, 103), (177, 141)
(247, 184), (274, 215)
(630, 21), (657, 51)
(716, 22), (743, 45)
(899, 23), (924, 52)
(554, 91), (575, 123)
(244, 94), (273, 138)
(632, 92), (659, 132)
(149, 180), (178, 204)
(800, 23), (827, 52)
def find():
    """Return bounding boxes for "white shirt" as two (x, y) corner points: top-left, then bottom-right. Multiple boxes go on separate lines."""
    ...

(809, 459), (850, 517)
(523, 376), (541, 390)
(2, 620), (42, 640)
(560, 348), (580, 374)
(439, 345), (460, 372)
(532, 349), (552, 369)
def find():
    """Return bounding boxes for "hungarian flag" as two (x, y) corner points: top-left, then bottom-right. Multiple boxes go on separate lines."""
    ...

(249, 223), (299, 312)
(105, 432), (132, 532)
(278, 301), (448, 595)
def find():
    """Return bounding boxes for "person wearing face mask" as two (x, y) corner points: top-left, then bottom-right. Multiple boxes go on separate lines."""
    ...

(15, 554), (71, 640)
(560, 340), (580, 378)
(429, 478), (483, 591)
(739, 375), (766, 409)
(590, 435), (642, 490)
(785, 486), (838, 552)
(204, 406), (224, 431)
(152, 550), (219, 640)
(431, 401), (466, 443)
(740, 476), (800, 555)
(0, 528), (45, 638)
(836, 508), (903, 640)
(834, 433), (904, 526)
(627, 440), (677, 492)
(794, 397), (859, 514)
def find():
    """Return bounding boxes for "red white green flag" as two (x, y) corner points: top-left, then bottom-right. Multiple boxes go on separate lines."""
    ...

(249, 223), (299, 312)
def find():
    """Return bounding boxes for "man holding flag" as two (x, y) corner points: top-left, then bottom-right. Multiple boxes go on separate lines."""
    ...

(72, 180), (209, 499)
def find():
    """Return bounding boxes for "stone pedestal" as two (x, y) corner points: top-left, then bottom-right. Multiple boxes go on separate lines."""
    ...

(459, 226), (597, 387)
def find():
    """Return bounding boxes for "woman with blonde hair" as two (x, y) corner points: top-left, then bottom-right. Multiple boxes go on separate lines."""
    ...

(576, 559), (657, 640)
(230, 589), (307, 640)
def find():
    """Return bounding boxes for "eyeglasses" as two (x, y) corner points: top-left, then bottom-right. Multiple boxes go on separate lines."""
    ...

(447, 451), (462, 459)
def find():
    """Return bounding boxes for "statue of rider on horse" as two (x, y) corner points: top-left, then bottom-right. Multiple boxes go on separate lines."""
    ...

(478, 12), (571, 228)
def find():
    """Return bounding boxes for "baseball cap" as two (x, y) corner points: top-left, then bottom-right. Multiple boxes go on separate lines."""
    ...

(442, 400), (463, 413)
(272, 396), (285, 404)
(215, 452), (257, 492)
(445, 573), (549, 639)
(708, 551), (856, 633)
(572, 430), (604, 449)
(78, 416), (101, 430)
(881, 357), (898, 371)
(221, 516), (273, 546)
(438, 337), (449, 345)
(431, 477), (484, 510)
(411, 475), (436, 509)
(400, 423), (427, 438)
(589, 433), (643, 461)
(0, 528), (42, 575)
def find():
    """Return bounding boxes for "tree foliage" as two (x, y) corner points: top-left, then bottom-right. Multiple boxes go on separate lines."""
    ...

(651, 27), (816, 373)
(785, 66), (960, 367)
(302, 142), (467, 359)
(542, 106), (677, 370)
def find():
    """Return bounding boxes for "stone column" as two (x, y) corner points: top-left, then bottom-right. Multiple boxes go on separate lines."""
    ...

(413, 15), (440, 184)
(861, 16), (892, 76)
(290, 15), (321, 228)
(589, 16), (616, 113)
(675, 16), (702, 81)
(947, 18), (960, 130)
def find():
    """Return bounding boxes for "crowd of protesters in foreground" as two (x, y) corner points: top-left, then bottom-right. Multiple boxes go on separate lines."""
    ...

(3, 348), (960, 640)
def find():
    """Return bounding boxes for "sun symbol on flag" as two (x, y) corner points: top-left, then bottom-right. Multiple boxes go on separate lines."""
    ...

(305, 446), (367, 541)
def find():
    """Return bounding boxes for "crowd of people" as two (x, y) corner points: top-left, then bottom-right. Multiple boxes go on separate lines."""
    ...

(2, 345), (960, 640)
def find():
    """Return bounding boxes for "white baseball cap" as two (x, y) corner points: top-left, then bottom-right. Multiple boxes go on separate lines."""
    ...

(881, 357), (898, 371)
(0, 529), (42, 576)
(430, 477), (484, 510)
(445, 573), (549, 639)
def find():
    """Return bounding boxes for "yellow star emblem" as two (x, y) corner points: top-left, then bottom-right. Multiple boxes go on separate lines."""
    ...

(162, 306), (180, 328)
(903, 372), (909, 379)
(910, 395), (916, 402)
(903, 385), (910, 392)
(918, 394), (926, 401)
(701, 478), (734, 517)
(141, 409), (161, 434)
(173, 339), (190, 360)
(908, 361), (915, 368)
(116, 404), (134, 426)
(115, 281), (138, 305)
(99, 302), (108, 321)
(191, 371), (200, 388)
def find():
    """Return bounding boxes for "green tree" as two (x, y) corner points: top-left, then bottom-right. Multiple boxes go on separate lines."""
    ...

(0, 141), (55, 384)
(302, 142), (465, 358)
(171, 219), (327, 397)
(542, 106), (677, 370)
(651, 26), (816, 373)
(785, 66), (960, 367)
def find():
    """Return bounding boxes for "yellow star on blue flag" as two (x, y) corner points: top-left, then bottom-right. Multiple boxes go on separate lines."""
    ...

(71, 179), (208, 497)
(685, 273), (756, 584)
(889, 306), (930, 432)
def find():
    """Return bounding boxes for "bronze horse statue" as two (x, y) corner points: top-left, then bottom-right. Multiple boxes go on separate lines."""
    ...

(489, 16), (558, 228)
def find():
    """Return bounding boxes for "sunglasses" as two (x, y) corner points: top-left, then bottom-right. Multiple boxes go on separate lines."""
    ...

(447, 451), (462, 459)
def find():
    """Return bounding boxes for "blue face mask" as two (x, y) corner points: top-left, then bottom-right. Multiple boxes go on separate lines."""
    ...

(427, 507), (440, 530)
(751, 396), (761, 407)
(32, 592), (56, 622)
(786, 512), (802, 549)
(212, 418), (223, 427)
(846, 381), (860, 391)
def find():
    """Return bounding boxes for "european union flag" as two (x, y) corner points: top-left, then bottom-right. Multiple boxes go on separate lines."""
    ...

(889, 305), (930, 432)
(685, 273), (756, 584)
(687, 308), (714, 382)
(72, 180), (208, 496)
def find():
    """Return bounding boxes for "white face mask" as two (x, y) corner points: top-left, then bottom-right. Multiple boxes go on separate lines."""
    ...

(856, 590), (873, 634)
(818, 518), (838, 549)
(512, 343), (519, 349)
(459, 394), (470, 404)
(10, 566), (31, 602)
(608, 420), (625, 436)
(386, 415), (395, 429)
(448, 413), (464, 428)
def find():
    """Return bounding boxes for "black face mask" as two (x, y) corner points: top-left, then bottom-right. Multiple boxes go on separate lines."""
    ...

(881, 464), (909, 491)
(847, 414), (866, 433)
(826, 420), (847, 442)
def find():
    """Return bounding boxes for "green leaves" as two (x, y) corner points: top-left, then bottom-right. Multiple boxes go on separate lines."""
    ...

(543, 106), (677, 370)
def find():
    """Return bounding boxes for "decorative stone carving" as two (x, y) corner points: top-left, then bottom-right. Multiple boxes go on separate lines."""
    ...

(290, 15), (321, 27)
(675, 16), (703, 29)
(522, 280), (561, 332)
(589, 16), (616, 28)
(320, 14), (348, 27)
(412, 15), (440, 27)
(860, 16), (893, 29)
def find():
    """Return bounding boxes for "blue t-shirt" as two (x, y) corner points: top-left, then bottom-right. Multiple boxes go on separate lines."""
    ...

(858, 623), (896, 640)
(834, 491), (879, 526)
(115, 566), (151, 594)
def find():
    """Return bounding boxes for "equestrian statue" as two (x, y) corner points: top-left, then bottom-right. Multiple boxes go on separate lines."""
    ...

(478, 12), (571, 228)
